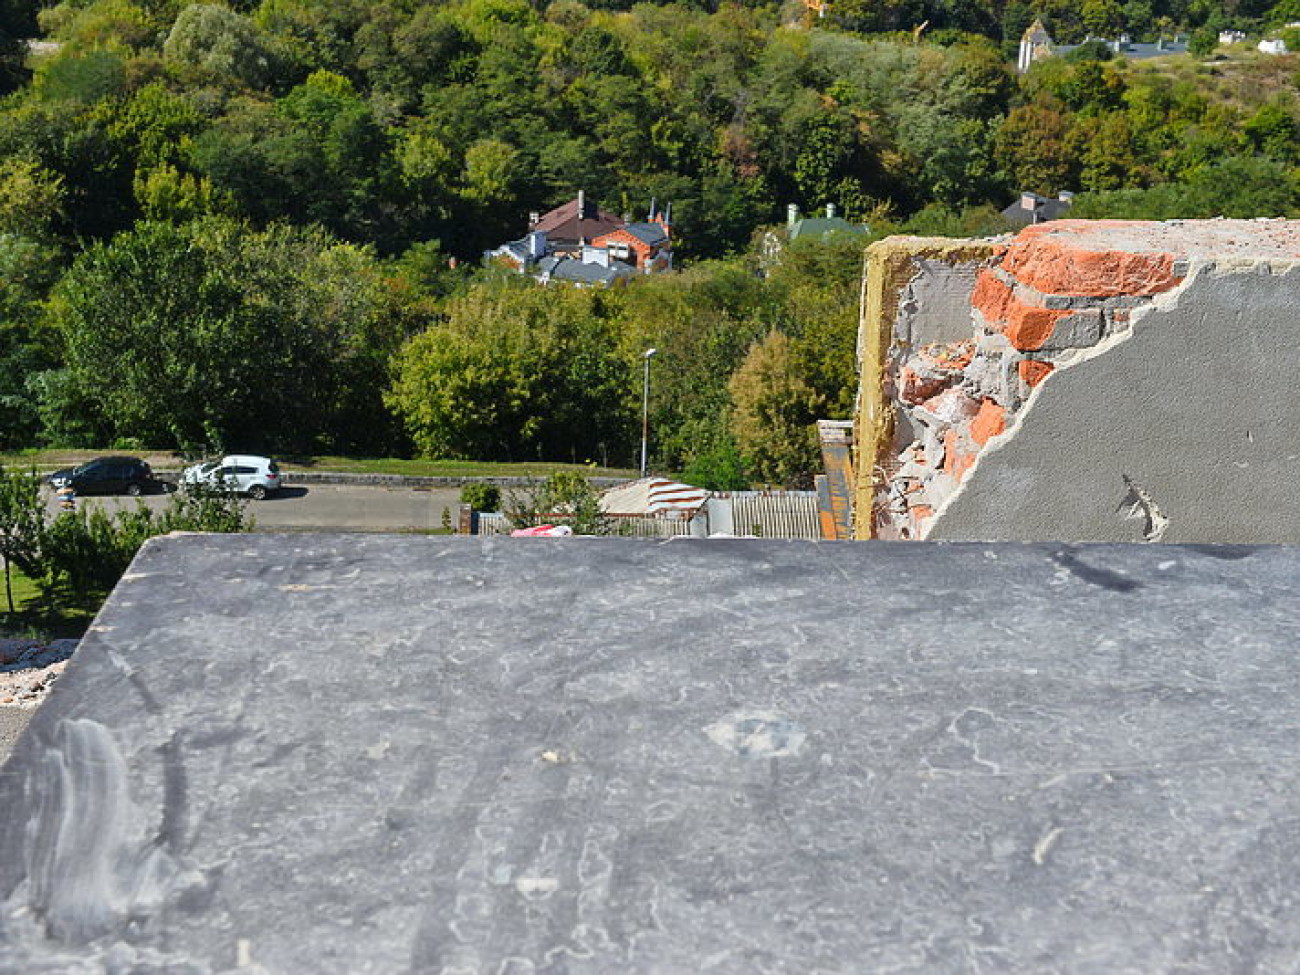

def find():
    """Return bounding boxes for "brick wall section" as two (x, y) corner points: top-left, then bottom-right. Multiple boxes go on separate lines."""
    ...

(854, 237), (1006, 539)
(860, 219), (1215, 539)
(1000, 221), (1182, 297)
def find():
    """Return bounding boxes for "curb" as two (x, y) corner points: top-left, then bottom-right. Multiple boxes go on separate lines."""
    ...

(40, 470), (632, 491)
(277, 473), (632, 490)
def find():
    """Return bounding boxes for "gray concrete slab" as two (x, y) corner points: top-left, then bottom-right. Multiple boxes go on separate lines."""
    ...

(2, 536), (1299, 973)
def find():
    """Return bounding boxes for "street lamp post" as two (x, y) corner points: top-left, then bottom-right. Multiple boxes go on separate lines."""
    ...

(640, 348), (657, 478)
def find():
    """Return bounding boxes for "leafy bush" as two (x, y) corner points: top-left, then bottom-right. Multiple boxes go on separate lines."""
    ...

(460, 482), (501, 512)
(0, 466), (44, 614)
(40, 481), (252, 609)
(1188, 29), (1217, 57)
(681, 440), (750, 491)
(505, 472), (610, 535)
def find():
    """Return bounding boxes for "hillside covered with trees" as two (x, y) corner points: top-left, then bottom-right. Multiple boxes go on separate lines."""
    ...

(2, 0), (1300, 485)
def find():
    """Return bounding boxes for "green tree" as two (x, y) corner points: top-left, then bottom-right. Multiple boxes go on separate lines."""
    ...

(30, 46), (127, 103)
(680, 439), (750, 491)
(1187, 28), (1217, 56)
(729, 330), (825, 488)
(615, 261), (776, 472)
(1243, 100), (1300, 164)
(993, 98), (1076, 193)
(47, 217), (408, 454)
(0, 156), (63, 239)
(163, 4), (272, 88)
(1082, 0), (1126, 37)
(387, 280), (632, 462)
(1069, 156), (1299, 219)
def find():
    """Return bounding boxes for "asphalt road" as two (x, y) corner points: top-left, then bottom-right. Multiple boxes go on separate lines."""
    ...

(45, 483), (466, 532)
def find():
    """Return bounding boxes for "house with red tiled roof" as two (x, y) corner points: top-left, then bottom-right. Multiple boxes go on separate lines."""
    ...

(531, 191), (623, 247)
(484, 192), (673, 285)
(591, 219), (672, 273)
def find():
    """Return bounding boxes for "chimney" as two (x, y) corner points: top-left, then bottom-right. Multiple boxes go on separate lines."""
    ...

(577, 189), (585, 219)
(649, 196), (657, 221)
(528, 211), (540, 228)
(788, 203), (799, 227)
(1058, 190), (1075, 203)
(527, 230), (547, 259)
(826, 203), (837, 219)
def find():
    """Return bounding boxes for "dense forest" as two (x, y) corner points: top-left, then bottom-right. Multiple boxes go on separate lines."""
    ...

(2, 0), (1300, 485)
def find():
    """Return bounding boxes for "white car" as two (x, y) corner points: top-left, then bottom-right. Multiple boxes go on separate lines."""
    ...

(181, 454), (282, 499)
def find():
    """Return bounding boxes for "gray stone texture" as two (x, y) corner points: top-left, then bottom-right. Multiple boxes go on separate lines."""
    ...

(930, 267), (1300, 542)
(5, 534), (1300, 973)
(894, 259), (983, 346)
(1039, 308), (1104, 350)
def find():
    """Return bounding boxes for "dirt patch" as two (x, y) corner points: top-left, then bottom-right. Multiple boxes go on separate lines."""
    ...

(0, 638), (76, 707)
(0, 639), (77, 765)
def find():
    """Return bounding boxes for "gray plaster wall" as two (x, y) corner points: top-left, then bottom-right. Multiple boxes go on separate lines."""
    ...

(928, 266), (1300, 542)
(895, 259), (983, 346)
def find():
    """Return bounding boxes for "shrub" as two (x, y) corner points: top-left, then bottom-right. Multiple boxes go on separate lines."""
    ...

(460, 482), (501, 512)
(505, 472), (611, 535)
(41, 481), (252, 609)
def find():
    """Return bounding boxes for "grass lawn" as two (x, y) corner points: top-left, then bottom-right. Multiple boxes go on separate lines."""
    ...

(1, 565), (94, 641)
(0, 448), (637, 480)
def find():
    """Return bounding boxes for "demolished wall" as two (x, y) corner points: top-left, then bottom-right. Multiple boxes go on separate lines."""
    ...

(855, 219), (1300, 543)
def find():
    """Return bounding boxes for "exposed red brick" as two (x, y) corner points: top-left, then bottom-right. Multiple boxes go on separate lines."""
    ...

(899, 367), (947, 405)
(1001, 222), (1181, 298)
(918, 340), (976, 370)
(1003, 302), (1069, 351)
(1018, 360), (1054, 387)
(971, 270), (1014, 324)
(942, 429), (976, 480)
(910, 504), (933, 521)
(969, 399), (1006, 447)
(921, 387), (980, 425)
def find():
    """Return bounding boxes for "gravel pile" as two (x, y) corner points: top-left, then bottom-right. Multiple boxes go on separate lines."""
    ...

(0, 638), (78, 707)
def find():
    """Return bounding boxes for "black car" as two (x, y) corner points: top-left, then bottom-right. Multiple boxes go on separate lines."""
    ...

(49, 456), (157, 496)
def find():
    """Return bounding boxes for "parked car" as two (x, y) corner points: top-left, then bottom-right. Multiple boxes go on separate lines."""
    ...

(181, 455), (282, 499)
(48, 456), (157, 496)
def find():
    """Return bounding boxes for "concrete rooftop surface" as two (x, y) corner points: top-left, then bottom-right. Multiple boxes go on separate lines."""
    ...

(1014, 217), (1300, 262)
(4, 534), (1300, 973)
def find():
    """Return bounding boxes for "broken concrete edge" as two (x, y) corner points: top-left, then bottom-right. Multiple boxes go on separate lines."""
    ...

(853, 236), (1007, 539)
(918, 258), (1300, 539)
(878, 259), (1188, 541)
(863, 222), (1300, 546)
(854, 220), (1300, 542)
(917, 289), (1155, 536)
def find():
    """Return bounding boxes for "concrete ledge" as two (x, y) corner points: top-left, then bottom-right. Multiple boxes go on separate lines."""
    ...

(278, 472), (630, 490)
(45, 470), (631, 491)
(4, 536), (1299, 971)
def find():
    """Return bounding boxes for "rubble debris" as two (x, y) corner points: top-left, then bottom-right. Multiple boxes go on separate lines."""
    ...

(0, 639), (78, 708)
